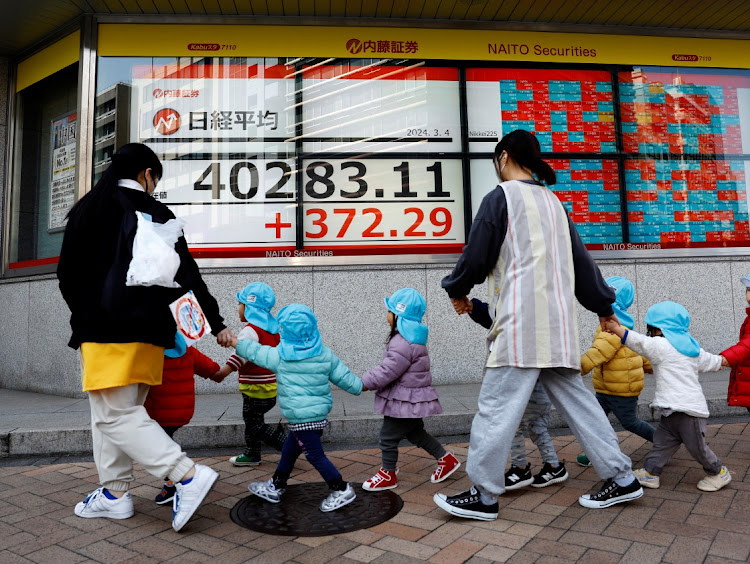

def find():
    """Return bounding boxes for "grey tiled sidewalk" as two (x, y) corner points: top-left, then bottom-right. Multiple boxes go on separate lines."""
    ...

(1, 424), (750, 563)
(1, 369), (747, 457)
(2, 371), (750, 562)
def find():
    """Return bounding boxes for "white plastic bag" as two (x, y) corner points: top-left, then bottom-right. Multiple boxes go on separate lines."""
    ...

(126, 211), (185, 288)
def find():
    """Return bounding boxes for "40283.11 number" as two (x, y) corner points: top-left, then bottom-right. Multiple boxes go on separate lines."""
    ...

(190, 160), (453, 200)
(305, 207), (453, 239)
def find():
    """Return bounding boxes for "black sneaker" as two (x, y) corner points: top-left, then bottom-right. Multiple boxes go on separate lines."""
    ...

(504, 463), (533, 490)
(578, 478), (643, 509)
(532, 461), (569, 488)
(433, 487), (499, 521)
(155, 481), (176, 505)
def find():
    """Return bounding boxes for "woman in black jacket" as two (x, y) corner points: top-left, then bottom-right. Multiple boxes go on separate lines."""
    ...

(58, 143), (233, 532)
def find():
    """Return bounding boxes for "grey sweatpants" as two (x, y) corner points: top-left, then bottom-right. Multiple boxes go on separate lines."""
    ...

(510, 380), (557, 467)
(467, 366), (634, 497)
(643, 411), (721, 476)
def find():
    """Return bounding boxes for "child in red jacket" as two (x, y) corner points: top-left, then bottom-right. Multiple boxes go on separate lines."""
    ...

(145, 333), (222, 505)
(720, 272), (750, 413)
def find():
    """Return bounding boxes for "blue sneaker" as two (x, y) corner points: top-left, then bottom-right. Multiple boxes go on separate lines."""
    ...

(155, 481), (176, 505)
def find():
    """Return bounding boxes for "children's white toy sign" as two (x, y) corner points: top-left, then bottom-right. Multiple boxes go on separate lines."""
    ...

(170, 291), (211, 345)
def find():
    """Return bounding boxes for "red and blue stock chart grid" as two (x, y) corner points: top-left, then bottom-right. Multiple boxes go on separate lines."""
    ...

(468, 67), (750, 250)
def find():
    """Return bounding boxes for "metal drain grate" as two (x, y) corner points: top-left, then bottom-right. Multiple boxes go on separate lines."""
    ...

(230, 482), (403, 536)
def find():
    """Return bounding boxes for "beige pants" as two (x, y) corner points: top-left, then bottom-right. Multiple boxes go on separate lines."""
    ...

(89, 384), (194, 491)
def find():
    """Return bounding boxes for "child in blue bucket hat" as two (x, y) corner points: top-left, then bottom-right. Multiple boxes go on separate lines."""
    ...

(360, 289), (461, 492)
(231, 304), (366, 512)
(213, 282), (286, 467)
(602, 302), (732, 492)
(577, 276), (654, 468)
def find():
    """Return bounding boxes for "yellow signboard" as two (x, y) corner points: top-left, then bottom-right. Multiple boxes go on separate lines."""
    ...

(98, 24), (748, 68)
(16, 31), (80, 92)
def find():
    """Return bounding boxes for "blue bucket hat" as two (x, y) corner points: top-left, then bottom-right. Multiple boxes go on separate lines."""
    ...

(165, 331), (187, 358)
(740, 272), (750, 288)
(236, 282), (279, 334)
(644, 301), (700, 357)
(606, 276), (635, 330)
(277, 304), (323, 361)
(384, 288), (428, 345)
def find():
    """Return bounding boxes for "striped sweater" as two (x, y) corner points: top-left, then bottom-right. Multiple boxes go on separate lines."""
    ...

(226, 323), (280, 386)
(442, 179), (615, 370)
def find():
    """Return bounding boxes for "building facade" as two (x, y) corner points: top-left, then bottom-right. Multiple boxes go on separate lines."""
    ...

(2, 3), (750, 397)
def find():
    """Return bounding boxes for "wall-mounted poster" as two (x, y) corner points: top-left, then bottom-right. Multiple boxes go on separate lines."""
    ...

(48, 112), (77, 231)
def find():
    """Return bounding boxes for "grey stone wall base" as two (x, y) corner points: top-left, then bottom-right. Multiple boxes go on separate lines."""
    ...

(3, 400), (746, 457)
(9, 427), (92, 456)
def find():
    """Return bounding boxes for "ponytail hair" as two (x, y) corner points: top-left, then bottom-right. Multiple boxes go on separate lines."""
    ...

(493, 129), (556, 186)
(66, 143), (163, 225)
(386, 315), (399, 344)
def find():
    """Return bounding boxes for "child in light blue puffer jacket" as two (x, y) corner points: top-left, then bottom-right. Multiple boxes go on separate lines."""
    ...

(231, 303), (364, 513)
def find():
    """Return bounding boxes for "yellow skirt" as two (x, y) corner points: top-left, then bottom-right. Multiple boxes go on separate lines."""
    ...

(80, 342), (165, 391)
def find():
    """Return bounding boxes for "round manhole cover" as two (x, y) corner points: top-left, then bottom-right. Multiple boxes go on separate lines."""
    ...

(230, 482), (403, 536)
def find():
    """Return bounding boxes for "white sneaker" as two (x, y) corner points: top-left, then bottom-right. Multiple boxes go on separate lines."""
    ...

(697, 466), (732, 492)
(172, 464), (219, 532)
(74, 487), (134, 520)
(320, 483), (356, 512)
(249, 479), (285, 503)
(633, 468), (660, 489)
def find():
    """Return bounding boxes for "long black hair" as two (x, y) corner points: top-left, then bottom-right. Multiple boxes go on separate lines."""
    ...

(493, 129), (556, 186)
(66, 143), (163, 225)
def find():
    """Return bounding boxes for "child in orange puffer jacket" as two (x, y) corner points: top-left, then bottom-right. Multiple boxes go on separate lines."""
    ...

(576, 276), (654, 467)
(144, 333), (223, 505)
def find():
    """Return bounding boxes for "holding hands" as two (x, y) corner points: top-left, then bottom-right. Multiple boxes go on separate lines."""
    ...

(601, 317), (624, 338)
(216, 328), (236, 348)
(599, 314), (619, 332)
(451, 296), (473, 315)
(209, 364), (232, 383)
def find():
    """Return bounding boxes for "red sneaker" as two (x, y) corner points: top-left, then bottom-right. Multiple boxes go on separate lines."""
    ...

(363, 468), (399, 491)
(432, 452), (461, 483)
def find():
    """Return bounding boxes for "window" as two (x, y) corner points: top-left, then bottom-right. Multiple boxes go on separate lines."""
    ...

(93, 53), (750, 263)
(5, 32), (80, 274)
(7, 62), (79, 271)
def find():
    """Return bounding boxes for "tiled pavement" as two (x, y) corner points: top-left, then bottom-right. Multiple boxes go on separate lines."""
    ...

(2, 423), (750, 564)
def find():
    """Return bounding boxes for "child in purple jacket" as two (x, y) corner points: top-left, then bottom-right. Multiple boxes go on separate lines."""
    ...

(361, 288), (461, 491)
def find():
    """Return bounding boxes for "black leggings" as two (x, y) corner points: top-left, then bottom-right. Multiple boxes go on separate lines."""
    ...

(379, 416), (446, 471)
